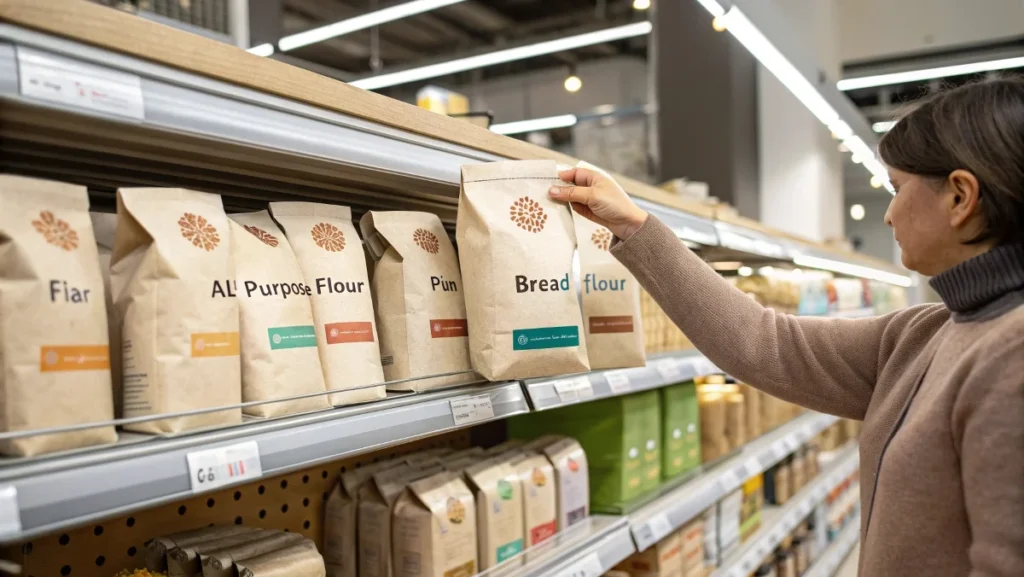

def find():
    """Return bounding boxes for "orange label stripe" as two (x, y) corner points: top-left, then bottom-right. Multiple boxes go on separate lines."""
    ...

(39, 345), (110, 372)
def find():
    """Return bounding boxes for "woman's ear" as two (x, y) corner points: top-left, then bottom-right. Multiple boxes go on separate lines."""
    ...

(946, 169), (981, 228)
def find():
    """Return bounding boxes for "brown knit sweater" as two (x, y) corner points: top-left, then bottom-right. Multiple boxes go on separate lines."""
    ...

(612, 216), (1024, 577)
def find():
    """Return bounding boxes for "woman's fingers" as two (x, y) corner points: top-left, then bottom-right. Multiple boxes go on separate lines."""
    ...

(558, 167), (597, 187)
(549, 185), (594, 205)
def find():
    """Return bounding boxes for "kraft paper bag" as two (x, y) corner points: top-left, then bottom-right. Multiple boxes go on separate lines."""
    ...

(457, 160), (589, 380)
(269, 202), (386, 406)
(360, 211), (474, 392)
(235, 540), (326, 577)
(572, 213), (646, 370)
(391, 471), (478, 577)
(464, 458), (525, 569)
(203, 532), (305, 577)
(0, 175), (117, 456)
(146, 526), (257, 572)
(168, 529), (268, 577)
(113, 188), (242, 434)
(91, 211), (124, 419)
(229, 211), (330, 418)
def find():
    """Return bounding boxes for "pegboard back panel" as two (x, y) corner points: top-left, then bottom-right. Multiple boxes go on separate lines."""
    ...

(3, 430), (469, 577)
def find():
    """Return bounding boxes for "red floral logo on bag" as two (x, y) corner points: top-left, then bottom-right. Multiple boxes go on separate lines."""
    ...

(591, 228), (613, 251)
(32, 210), (79, 251)
(244, 225), (279, 247)
(509, 196), (547, 233)
(413, 228), (440, 254)
(312, 222), (345, 252)
(178, 213), (220, 251)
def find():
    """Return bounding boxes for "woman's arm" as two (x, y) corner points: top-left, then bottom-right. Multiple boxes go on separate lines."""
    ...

(611, 216), (946, 419)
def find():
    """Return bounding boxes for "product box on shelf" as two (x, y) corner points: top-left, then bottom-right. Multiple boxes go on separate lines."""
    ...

(717, 489), (743, 561)
(680, 518), (706, 576)
(701, 506), (719, 568)
(639, 389), (663, 493)
(661, 381), (701, 479)
(463, 457), (526, 569)
(392, 470), (478, 577)
(740, 474), (764, 542)
(615, 529), (684, 577)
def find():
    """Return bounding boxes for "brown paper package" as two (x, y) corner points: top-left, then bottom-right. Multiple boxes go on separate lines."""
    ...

(463, 458), (526, 569)
(457, 160), (590, 380)
(509, 451), (558, 547)
(146, 526), (257, 572)
(0, 175), (117, 456)
(228, 212), (330, 418)
(360, 211), (475, 392)
(91, 211), (123, 420)
(112, 188), (242, 434)
(202, 531), (305, 577)
(235, 540), (325, 577)
(167, 529), (268, 577)
(269, 202), (386, 406)
(391, 471), (478, 577)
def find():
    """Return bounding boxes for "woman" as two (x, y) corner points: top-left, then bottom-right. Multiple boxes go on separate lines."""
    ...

(551, 78), (1024, 576)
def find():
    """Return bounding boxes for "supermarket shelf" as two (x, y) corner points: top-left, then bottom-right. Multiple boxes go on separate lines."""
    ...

(634, 198), (719, 246)
(0, 382), (528, 543)
(714, 220), (794, 260)
(804, 516), (861, 577)
(489, 515), (636, 577)
(711, 444), (860, 577)
(629, 411), (841, 552)
(523, 350), (719, 411)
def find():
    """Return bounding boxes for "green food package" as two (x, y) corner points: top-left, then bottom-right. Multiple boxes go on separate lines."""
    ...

(508, 390), (662, 509)
(661, 381), (702, 480)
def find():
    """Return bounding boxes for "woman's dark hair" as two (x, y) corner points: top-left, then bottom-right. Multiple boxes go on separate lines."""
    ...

(878, 76), (1024, 246)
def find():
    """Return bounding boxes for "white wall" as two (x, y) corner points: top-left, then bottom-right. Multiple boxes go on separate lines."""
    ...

(845, 195), (896, 262)
(758, 0), (845, 243)
(839, 0), (1024, 63)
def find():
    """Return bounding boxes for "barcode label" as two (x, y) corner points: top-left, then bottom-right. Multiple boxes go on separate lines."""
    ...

(187, 441), (262, 493)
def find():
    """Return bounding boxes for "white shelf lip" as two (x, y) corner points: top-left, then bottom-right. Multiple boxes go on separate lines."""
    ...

(523, 350), (718, 411)
(714, 221), (793, 260)
(804, 513), (861, 577)
(711, 443), (860, 577)
(0, 381), (528, 544)
(483, 515), (636, 577)
(633, 198), (719, 247)
(629, 411), (842, 552)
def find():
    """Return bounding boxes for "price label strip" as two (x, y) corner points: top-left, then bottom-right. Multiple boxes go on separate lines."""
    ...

(0, 485), (21, 538)
(656, 359), (682, 381)
(17, 47), (146, 120)
(450, 394), (495, 426)
(604, 370), (632, 394)
(187, 441), (262, 493)
(554, 377), (594, 403)
(553, 551), (604, 577)
(648, 513), (674, 543)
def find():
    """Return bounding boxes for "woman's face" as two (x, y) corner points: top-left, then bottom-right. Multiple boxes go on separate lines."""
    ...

(884, 168), (957, 276)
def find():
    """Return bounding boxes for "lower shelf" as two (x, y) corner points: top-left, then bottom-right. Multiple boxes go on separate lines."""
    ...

(805, 514), (861, 577)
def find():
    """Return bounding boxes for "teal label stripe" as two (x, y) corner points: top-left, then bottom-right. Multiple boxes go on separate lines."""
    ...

(496, 539), (524, 562)
(268, 325), (318, 350)
(512, 326), (580, 350)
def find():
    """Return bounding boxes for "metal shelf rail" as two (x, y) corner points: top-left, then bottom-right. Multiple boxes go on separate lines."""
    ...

(488, 516), (636, 577)
(629, 411), (841, 552)
(711, 444), (860, 577)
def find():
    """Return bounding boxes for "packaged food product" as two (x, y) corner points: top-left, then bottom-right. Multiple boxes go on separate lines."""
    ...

(617, 530), (683, 576)
(146, 526), (257, 572)
(717, 489), (743, 560)
(701, 506), (719, 568)
(697, 390), (728, 463)
(790, 450), (807, 492)
(113, 187), (241, 434)
(391, 471), (477, 577)
(543, 437), (590, 529)
(202, 532), (304, 577)
(765, 460), (792, 505)
(358, 464), (443, 577)
(509, 451), (558, 547)
(0, 175), (117, 456)
(464, 458), (525, 568)
(456, 160), (589, 380)
(168, 529), (268, 577)
(360, 211), (474, 391)
(724, 391), (747, 450)
(661, 382), (701, 480)
(639, 390), (663, 493)
(740, 475), (764, 541)
(229, 212), (329, 417)
(570, 201), (645, 370)
(234, 540), (325, 577)
(740, 384), (762, 439)
(91, 211), (123, 419)
(269, 202), (385, 406)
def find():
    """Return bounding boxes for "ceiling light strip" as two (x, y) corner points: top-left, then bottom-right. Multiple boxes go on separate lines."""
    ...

(490, 114), (579, 135)
(279, 0), (468, 52)
(793, 254), (913, 287)
(247, 43), (275, 57)
(837, 55), (1024, 91)
(349, 21), (653, 90)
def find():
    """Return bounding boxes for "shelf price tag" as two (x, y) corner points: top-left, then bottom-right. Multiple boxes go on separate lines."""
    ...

(187, 441), (262, 493)
(743, 457), (762, 478)
(605, 370), (632, 394)
(648, 513), (674, 542)
(17, 47), (146, 120)
(554, 377), (593, 402)
(718, 469), (741, 493)
(552, 551), (603, 577)
(0, 486), (21, 538)
(450, 394), (495, 426)
(656, 359), (682, 382)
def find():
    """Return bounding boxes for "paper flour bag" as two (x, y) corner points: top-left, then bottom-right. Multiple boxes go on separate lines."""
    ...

(542, 438), (590, 530)
(113, 188), (241, 434)
(203, 532), (305, 577)
(457, 161), (589, 380)
(269, 202), (385, 406)
(510, 452), (558, 547)
(392, 471), (477, 577)
(572, 214), (646, 370)
(229, 212), (329, 418)
(464, 458), (525, 568)
(235, 540), (325, 577)
(0, 175), (117, 456)
(360, 211), (473, 391)
(91, 211), (124, 419)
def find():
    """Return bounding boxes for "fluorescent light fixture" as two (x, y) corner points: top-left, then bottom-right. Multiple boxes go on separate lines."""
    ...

(695, 0), (726, 18)
(737, 266), (753, 277)
(837, 55), (1024, 91)
(350, 21), (653, 90)
(247, 43), (275, 57)
(872, 121), (895, 133)
(792, 254), (913, 287)
(279, 0), (466, 52)
(850, 204), (865, 221)
(633, 0), (652, 10)
(491, 114), (578, 135)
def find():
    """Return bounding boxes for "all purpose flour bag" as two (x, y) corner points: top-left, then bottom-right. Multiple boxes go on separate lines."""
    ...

(270, 202), (386, 406)
(359, 211), (473, 391)
(229, 211), (330, 418)
(0, 175), (117, 456)
(113, 188), (242, 434)
(457, 160), (589, 380)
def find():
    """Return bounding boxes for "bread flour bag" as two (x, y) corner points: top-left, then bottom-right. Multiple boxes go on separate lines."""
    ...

(0, 175), (117, 456)
(228, 212), (329, 418)
(359, 211), (474, 391)
(91, 211), (124, 419)
(457, 160), (589, 380)
(392, 471), (477, 577)
(269, 202), (385, 406)
(571, 213), (645, 370)
(113, 188), (241, 434)
(463, 458), (525, 568)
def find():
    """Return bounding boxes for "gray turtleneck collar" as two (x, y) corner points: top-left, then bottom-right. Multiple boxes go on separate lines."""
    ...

(929, 244), (1024, 322)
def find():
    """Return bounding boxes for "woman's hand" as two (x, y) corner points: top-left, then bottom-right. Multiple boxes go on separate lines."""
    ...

(549, 167), (649, 240)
